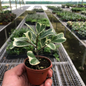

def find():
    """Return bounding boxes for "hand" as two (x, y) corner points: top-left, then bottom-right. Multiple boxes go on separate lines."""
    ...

(2, 63), (53, 86)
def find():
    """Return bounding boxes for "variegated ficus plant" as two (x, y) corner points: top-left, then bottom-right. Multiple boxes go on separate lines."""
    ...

(12, 23), (66, 66)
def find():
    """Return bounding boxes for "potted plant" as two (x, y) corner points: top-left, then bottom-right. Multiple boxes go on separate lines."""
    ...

(67, 21), (72, 29)
(11, 23), (66, 85)
(0, 13), (16, 25)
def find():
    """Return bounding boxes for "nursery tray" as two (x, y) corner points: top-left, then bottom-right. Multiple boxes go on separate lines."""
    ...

(0, 63), (84, 86)
(52, 64), (83, 86)
(0, 53), (65, 63)
(25, 21), (36, 25)
(6, 54), (27, 59)
(75, 33), (86, 40)
(0, 56), (25, 63)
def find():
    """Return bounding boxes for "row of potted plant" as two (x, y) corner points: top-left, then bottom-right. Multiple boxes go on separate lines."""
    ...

(67, 21), (86, 39)
(47, 6), (86, 21)
(2, 6), (9, 9)
(25, 14), (50, 29)
(47, 6), (63, 14)
(0, 12), (16, 25)
(0, 10), (12, 13)
(33, 9), (44, 12)
(26, 11), (36, 14)
(56, 11), (86, 21)
(62, 4), (86, 8)
(47, 6), (62, 11)
(25, 14), (44, 25)
(8, 22), (66, 85)
(81, 11), (86, 15)
(71, 7), (86, 12)
(62, 4), (73, 8)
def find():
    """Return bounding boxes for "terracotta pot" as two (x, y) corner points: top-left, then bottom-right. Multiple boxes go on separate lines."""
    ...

(24, 55), (52, 85)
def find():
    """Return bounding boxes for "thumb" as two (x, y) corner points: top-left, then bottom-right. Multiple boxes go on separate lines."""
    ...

(44, 78), (52, 86)
(10, 63), (26, 76)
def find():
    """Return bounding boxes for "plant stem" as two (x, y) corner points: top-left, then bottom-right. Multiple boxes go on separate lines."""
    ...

(27, 41), (36, 48)
(37, 42), (51, 53)
(36, 35), (39, 56)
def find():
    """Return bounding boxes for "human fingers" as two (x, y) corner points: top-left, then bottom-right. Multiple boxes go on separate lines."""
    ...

(40, 78), (52, 86)
(5, 63), (26, 76)
(47, 69), (53, 78)
(13, 63), (26, 76)
(44, 78), (52, 86)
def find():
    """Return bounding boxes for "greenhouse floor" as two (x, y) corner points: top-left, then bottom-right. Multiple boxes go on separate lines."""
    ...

(0, 5), (85, 86)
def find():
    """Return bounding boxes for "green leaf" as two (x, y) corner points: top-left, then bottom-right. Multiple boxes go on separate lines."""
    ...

(53, 53), (60, 61)
(24, 31), (32, 42)
(46, 43), (56, 50)
(13, 37), (36, 47)
(52, 33), (66, 43)
(13, 37), (29, 47)
(40, 29), (54, 39)
(27, 51), (40, 65)
(25, 23), (36, 36)
(13, 41), (30, 47)
(56, 57), (60, 61)
(36, 23), (40, 33)
(41, 24), (45, 32)
(27, 29), (36, 43)
(14, 37), (28, 41)
(9, 45), (15, 49)
(40, 38), (46, 47)
(32, 32), (36, 43)
(36, 23), (45, 35)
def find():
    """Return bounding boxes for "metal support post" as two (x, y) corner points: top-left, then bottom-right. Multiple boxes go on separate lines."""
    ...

(81, 48), (86, 69)
(56, 22), (57, 31)
(15, 20), (17, 27)
(22, 0), (24, 4)
(4, 28), (8, 40)
(19, 0), (21, 9)
(0, 0), (2, 11)
(64, 27), (66, 37)
(15, 0), (17, 9)
(50, 12), (53, 23)
(9, 0), (12, 11)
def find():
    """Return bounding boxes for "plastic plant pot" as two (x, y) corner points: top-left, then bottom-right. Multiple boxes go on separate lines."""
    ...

(24, 55), (52, 85)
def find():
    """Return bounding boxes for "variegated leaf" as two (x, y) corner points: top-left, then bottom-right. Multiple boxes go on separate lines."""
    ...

(40, 38), (46, 47)
(27, 29), (36, 43)
(13, 40), (30, 47)
(40, 29), (54, 39)
(46, 43), (56, 50)
(40, 24), (45, 32)
(25, 23), (36, 36)
(13, 37), (36, 47)
(36, 23), (45, 35)
(52, 33), (66, 43)
(24, 31), (32, 41)
(14, 37), (28, 42)
(27, 51), (40, 65)
(36, 23), (40, 33)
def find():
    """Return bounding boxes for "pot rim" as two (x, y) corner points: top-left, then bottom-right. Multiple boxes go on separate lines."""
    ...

(24, 55), (52, 71)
